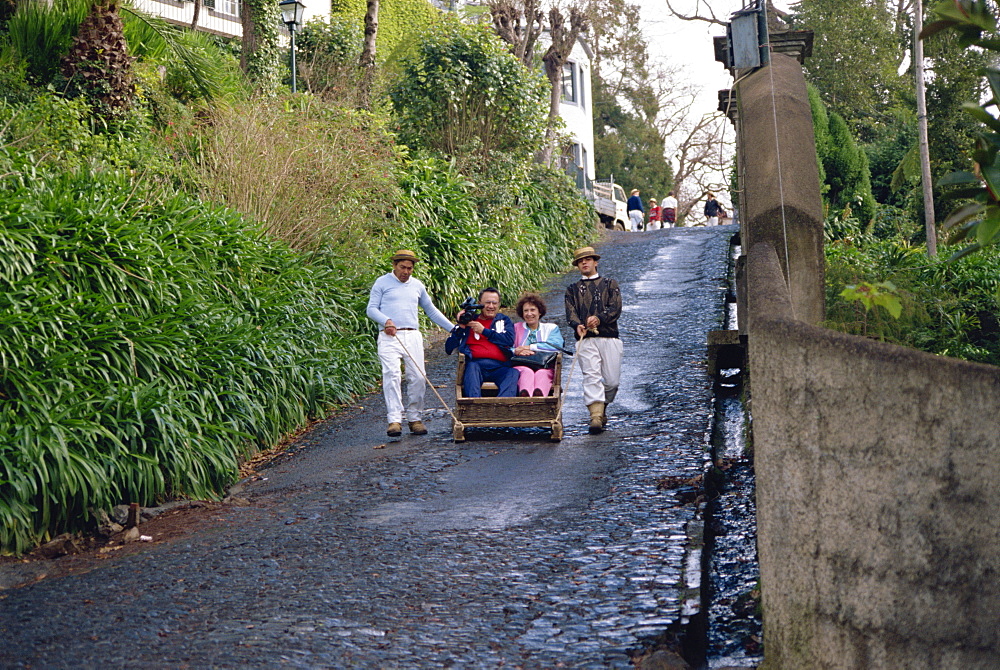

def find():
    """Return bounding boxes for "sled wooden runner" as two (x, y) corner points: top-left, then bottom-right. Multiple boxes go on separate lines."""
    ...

(452, 353), (564, 442)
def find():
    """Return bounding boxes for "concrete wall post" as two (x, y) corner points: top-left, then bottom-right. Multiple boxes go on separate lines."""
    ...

(735, 53), (825, 325)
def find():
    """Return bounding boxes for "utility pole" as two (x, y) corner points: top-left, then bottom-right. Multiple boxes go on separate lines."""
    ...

(915, 0), (937, 256)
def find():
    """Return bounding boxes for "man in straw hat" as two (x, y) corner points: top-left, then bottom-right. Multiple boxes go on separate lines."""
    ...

(565, 246), (623, 434)
(367, 250), (454, 437)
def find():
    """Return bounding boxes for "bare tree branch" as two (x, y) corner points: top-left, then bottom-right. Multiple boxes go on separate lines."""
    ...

(662, 0), (727, 26)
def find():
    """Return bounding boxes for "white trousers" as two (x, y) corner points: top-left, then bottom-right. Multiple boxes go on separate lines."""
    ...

(628, 210), (644, 232)
(576, 337), (623, 407)
(378, 330), (426, 424)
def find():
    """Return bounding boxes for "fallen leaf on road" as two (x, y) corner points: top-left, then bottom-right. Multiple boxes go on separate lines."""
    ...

(374, 443), (387, 449)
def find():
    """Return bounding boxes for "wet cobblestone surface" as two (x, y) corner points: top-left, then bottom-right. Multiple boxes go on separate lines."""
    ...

(0, 226), (735, 668)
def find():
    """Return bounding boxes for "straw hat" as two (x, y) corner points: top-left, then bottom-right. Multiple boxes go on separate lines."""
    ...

(630, 189), (639, 195)
(572, 246), (601, 266)
(390, 249), (419, 263)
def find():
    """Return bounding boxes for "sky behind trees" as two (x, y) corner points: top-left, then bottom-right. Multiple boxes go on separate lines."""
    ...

(635, 0), (793, 205)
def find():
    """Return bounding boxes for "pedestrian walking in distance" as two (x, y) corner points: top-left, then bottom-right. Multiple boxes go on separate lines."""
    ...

(367, 249), (454, 437)
(647, 199), (661, 230)
(704, 192), (723, 226)
(626, 189), (645, 232)
(565, 247), (623, 434)
(660, 191), (677, 227)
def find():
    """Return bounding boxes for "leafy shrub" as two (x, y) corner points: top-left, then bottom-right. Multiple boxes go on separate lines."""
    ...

(0, 56), (34, 105)
(0, 93), (180, 184)
(297, 16), (364, 103)
(825, 235), (1000, 365)
(389, 17), (547, 169)
(0, 160), (377, 553)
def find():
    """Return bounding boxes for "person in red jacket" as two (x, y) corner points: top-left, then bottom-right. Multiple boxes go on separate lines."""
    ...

(647, 199), (661, 230)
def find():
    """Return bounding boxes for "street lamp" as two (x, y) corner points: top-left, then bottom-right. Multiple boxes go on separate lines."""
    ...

(278, 0), (306, 93)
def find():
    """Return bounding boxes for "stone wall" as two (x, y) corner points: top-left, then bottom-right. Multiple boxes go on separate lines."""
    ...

(746, 244), (1000, 669)
(737, 57), (1000, 669)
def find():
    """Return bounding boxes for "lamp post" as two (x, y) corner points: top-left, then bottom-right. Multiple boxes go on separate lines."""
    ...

(278, 0), (306, 93)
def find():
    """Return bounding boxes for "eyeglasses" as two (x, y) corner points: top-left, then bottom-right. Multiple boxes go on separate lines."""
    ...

(482, 300), (500, 305)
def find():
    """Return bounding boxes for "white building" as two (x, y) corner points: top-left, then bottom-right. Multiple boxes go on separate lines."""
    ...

(132, 0), (332, 39)
(553, 36), (596, 189)
(132, 0), (243, 37)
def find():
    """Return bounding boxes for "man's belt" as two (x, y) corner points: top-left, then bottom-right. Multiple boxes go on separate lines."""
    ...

(386, 327), (418, 331)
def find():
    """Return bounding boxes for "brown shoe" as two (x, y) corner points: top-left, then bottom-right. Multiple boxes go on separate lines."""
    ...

(587, 402), (605, 435)
(387, 422), (402, 437)
(408, 420), (428, 435)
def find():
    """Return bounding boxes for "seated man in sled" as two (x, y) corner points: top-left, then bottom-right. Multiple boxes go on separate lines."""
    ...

(445, 287), (518, 398)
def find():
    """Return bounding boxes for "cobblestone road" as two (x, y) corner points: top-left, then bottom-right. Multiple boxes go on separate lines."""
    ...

(0, 226), (735, 669)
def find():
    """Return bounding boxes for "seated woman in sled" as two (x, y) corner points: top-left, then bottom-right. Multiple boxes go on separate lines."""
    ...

(511, 293), (564, 397)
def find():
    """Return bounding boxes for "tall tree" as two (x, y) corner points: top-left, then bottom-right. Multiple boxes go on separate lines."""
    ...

(807, 83), (877, 222)
(914, 0), (936, 255)
(540, 6), (587, 165)
(489, 0), (543, 67)
(790, 0), (907, 142)
(593, 75), (673, 199)
(583, 0), (646, 79)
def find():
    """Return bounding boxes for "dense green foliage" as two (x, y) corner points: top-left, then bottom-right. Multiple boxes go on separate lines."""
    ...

(792, 0), (986, 233)
(0, 157), (376, 553)
(390, 18), (547, 167)
(791, 0), (907, 144)
(330, 0), (438, 61)
(923, 0), (1000, 254)
(825, 233), (1000, 365)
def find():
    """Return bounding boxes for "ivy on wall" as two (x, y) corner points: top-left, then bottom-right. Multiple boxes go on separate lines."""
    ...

(242, 0), (281, 91)
(331, 0), (438, 60)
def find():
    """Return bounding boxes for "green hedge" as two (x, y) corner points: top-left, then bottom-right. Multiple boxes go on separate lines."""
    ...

(0, 160), (377, 553)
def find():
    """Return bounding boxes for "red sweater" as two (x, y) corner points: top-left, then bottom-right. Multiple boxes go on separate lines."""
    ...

(467, 317), (507, 361)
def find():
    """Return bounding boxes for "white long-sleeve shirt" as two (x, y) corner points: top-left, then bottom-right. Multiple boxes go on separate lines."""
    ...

(366, 272), (454, 331)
